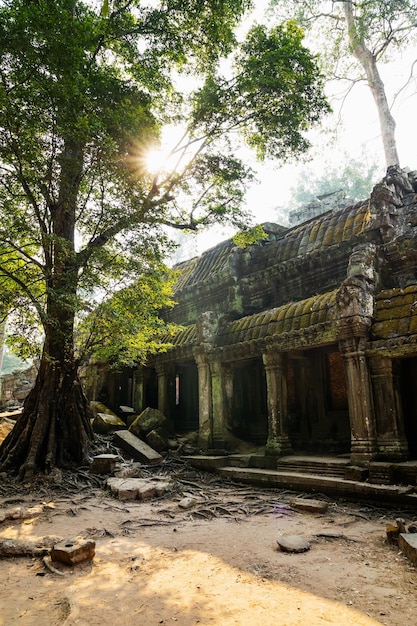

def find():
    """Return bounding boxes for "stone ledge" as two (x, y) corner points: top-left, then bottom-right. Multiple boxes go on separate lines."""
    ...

(398, 533), (417, 566)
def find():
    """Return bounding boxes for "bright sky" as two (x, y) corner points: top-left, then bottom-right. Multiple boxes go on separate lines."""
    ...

(157, 2), (417, 260)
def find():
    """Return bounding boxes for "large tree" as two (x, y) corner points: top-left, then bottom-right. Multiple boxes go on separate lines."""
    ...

(271, 0), (417, 167)
(0, 0), (329, 478)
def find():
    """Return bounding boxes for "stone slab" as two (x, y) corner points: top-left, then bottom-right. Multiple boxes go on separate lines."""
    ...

(186, 455), (229, 470)
(90, 454), (118, 475)
(93, 412), (125, 435)
(113, 430), (163, 465)
(290, 497), (329, 514)
(107, 477), (172, 501)
(120, 405), (135, 413)
(51, 537), (95, 565)
(399, 533), (417, 566)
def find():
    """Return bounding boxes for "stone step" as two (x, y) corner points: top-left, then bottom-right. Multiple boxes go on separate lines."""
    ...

(275, 463), (347, 478)
(216, 466), (417, 506)
(276, 456), (349, 478)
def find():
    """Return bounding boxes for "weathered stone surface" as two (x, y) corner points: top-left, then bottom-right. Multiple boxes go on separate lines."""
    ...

(90, 401), (118, 419)
(146, 429), (170, 452)
(344, 465), (369, 482)
(114, 462), (142, 478)
(107, 477), (172, 501)
(129, 407), (166, 437)
(90, 454), (119, 475)
(277, 535), (311, 553)
(108, 477), (141, 500)
(398, 533), (417, 566)
(369, 462), (393, 485)
(120, 405), (135, 414)
(113, 430), (163, 465)
(178, 496), (197, 509)
(289, 498), (329, 514)
(92, 412), (125, 435)
(50, 537), (95, 565)
(127, 413), (139, 428)
(386, 524), (400, 545)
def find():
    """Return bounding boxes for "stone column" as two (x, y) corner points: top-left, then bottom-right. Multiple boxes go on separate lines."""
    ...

(194, 352), (212, 448)
(209, 359), (228, 448)
(339, 335), (377, 464)
(132, 368), (144, 414)
(369, 356), (409, 459)
(262, 351), (292, 457)
(155, 363), (171, 418)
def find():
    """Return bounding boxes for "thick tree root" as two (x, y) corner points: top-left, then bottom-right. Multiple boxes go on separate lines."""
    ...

(0, 537), (50, 558)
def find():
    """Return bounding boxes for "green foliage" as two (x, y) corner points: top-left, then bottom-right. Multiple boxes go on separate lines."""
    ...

(233, 224), (268, 248)
(76, 263), (178, 367)
(192, 21), (330, 161)
(0, 0), (329, 369)
(287, 155), (380, 208)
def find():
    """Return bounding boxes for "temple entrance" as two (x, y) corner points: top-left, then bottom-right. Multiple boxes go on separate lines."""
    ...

(173, 361), (199, 433)
(287, 349), (350, 454)
(230, 358), (268, 444)
(400, 357), (417, 458)
(143, 367), (158, 410)
(106, 366), (135, 413)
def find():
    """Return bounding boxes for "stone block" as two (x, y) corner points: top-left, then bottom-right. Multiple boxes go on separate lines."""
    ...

(344, 465), (369, 482)
(92, 412), (125, 435)
(107, 477), (172, 501)
(386, 524), (400, 545)
(50, 537), (95, 565)
(129, 407), (166, 437)
(90, 454), (118, 475)
(120, 405), (135, 414)
(399, 533), (417, 566)
(289, 498), (329, 514)
(369, 462), (393, 485)
(113, 430), (163, 465)
(146, 429), (170, 452)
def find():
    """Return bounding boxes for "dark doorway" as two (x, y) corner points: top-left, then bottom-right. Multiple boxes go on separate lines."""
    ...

(231, 358), (268, 444)
(173, 362), (199, 433)
(143, 367), (158, 410)
(287, 349), (350, 454)
(400, 357), (417, 458)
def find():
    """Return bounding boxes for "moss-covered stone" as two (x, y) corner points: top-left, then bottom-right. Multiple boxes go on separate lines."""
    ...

(92, 412), (125, 435)
(90, 401), (118, 419)
(129, 407), (167, 437)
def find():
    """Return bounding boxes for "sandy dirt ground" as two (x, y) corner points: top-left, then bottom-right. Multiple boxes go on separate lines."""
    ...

(1, 458), (417, 626)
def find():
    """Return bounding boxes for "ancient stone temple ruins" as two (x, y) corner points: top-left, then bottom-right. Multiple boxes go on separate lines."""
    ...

(86, 167), (417, 475)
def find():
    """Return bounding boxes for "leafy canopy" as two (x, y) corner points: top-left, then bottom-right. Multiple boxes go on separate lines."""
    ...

(0, 0), (329, 367)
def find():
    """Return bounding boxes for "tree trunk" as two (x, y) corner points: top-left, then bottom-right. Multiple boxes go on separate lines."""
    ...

(0, 320), (5, 373)
(0, 339), (93, 480)
(0, 134), (93, 480)
(343, 1), (400, 168)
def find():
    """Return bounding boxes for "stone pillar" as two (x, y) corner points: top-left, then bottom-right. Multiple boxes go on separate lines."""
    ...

(155, 363), (171, 418)
(339, 335), (377, 464)
(209, 359), (228, 448)
(262, 351), (292, 457)
(369, 356), (409, 460)
(132, 368), (144, 413)
(194, 352), (212, 448)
